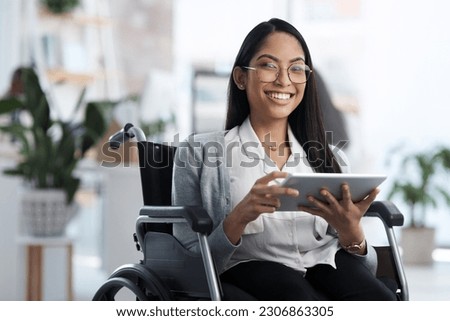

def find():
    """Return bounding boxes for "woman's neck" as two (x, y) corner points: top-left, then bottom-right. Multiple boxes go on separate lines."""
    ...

(250, 116), (289, 146)
(249, 116), (291, 170)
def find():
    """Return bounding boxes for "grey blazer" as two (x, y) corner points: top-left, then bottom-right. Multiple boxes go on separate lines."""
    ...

(171, 131), (377, 275)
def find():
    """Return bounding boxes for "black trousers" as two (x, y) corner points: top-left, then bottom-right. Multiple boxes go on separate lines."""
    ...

(220, 250), (397, 301)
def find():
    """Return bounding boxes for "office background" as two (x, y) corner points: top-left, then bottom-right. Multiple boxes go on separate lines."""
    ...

(0, 0), (449, 300)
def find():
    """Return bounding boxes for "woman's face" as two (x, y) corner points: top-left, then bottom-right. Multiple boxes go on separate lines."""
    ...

(240, 32), (307, 125)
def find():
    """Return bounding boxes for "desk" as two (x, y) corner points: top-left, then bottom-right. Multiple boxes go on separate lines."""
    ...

(18, 236), (73, 301)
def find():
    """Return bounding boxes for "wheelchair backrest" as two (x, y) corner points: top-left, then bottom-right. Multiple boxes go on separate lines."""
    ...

(138, 142), (177, 234)
(138, 142), (175, 206)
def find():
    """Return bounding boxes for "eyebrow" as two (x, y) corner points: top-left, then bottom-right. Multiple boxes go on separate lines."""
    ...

(256, 54), (305, 63)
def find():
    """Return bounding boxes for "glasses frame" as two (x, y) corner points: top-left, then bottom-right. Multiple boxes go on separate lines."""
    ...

(242, 63), (312, 84)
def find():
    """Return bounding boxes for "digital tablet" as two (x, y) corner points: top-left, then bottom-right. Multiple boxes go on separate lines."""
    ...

(277, 173), (387, 211)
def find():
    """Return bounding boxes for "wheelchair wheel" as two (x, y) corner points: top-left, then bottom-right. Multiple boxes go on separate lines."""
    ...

(93, 263), (171, 301)
(92, 277), (148, 301)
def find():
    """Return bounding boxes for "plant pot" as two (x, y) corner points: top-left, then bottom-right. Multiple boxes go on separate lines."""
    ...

(400, 226), (435, 265)
(20, 188), (76, 237)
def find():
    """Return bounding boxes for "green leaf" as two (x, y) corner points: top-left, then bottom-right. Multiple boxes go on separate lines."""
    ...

(0, 124), (31, 155)
(80, 101), (115, 154)
(21, 68), (52, 131)
(434, 147), (450, 170)
(436, 186), (450, 206)
(0, 97), (24, 114)
(3, 168), (25, 176)
(33, 128), (52, 188)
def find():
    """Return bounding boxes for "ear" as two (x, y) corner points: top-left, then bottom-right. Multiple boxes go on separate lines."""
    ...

(232, 66), (247, 90)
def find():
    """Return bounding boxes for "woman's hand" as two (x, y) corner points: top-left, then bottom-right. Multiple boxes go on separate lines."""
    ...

(298, 184), (379, 253)
(223, 171), (299, 244)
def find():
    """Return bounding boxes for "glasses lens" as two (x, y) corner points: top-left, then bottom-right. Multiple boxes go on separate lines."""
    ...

(256, 65), (278, 82)
(288, 64), (310, 84)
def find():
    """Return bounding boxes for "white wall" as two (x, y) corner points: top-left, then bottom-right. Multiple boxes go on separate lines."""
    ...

(361, 0), (450, 168)
(0, 0), (23, 94)
(360, 0), (450, 243)
(0, 160), (22, 300)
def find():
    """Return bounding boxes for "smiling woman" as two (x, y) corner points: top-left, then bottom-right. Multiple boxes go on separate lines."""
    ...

(172, 18), (397, 301)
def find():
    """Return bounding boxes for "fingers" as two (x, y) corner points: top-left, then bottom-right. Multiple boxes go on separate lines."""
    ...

(298, 204), (325, 218)
(297, 193), (333, 218)
(319, 189), (340, 208)
(358, 188), (380, 208)
(253, 171), (299, 197)
(251, 192), (281, 209)
(304, 184), (355, 210)
(255, 202), (279, 213)
(253, 184), (299, 198)
(299, 189), (339, 214)
(246, 172), (299, 215)
(298, 185), (350, 217)
(315, 184), (378, 207)
(255, 171), (288, 185)
(341, 184), (352, 203)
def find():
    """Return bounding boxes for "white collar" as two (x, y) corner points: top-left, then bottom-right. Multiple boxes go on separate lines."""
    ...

(237, 116), (306, 160)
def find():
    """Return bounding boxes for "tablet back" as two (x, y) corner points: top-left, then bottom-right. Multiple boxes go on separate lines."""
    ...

(278, 173), (387, 211)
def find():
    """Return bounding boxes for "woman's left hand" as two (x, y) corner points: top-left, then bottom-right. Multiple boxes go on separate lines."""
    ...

(298, 184), (379, 248)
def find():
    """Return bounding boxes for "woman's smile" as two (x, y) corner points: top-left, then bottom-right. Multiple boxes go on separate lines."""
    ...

(265, 91), (294, 101)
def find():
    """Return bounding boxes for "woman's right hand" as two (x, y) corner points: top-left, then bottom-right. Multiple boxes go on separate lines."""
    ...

(223, 171), (299, 244)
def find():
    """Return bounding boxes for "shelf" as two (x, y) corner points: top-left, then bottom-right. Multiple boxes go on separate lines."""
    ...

(29, 0), (121, 102)
(38, 8), (112, 27)
(46, 68), (96, 85)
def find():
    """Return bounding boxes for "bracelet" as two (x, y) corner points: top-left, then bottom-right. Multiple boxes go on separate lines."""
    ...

(342, 239), (366, 254)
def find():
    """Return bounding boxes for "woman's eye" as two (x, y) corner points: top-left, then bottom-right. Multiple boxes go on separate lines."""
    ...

(290, 65), (305, 73)
(261, 62), (278, 70)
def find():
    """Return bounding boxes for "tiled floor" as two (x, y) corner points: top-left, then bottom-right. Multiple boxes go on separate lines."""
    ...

(74, 250), (450, 301)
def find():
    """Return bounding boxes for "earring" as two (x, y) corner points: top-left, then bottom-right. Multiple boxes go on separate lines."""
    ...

(238, 84), (245, 90)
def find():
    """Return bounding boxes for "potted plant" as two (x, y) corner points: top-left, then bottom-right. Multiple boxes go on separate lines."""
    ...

(0, 66), (114, 236)
(40, 0), (81, 15)
(387, 146), (450, 264)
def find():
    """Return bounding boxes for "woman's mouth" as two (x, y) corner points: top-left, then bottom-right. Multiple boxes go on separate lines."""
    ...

(265, 91), (293, 100)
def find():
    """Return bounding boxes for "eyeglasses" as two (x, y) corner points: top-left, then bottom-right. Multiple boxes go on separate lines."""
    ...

(242, 62), (312, 84)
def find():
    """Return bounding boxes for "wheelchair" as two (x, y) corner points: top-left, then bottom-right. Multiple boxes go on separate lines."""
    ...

(93, 123), (409, 301)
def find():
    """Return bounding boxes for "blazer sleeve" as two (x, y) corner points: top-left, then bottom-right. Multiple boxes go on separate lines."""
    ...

(171, 135), (238, 273)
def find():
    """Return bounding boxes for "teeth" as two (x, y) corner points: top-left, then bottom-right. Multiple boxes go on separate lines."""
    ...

(267, 92), (291, 100)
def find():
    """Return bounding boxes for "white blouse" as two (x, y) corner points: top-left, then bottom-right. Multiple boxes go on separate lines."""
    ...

(225, 117), (347, 273)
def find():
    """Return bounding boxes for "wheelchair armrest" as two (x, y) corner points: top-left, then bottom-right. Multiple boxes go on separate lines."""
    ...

(139, 205), (213, 234)
(365, 201), (404, 228)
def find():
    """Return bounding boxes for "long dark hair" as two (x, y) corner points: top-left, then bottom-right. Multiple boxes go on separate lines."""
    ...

(225, 18), (342, 173)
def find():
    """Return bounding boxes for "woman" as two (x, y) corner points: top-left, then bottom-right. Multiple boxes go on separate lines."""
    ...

(172, 18), (396, 300)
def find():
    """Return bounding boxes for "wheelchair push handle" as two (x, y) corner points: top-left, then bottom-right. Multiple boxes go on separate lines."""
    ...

(108, 123), (147, 149)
